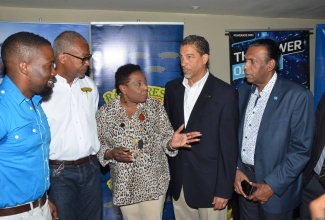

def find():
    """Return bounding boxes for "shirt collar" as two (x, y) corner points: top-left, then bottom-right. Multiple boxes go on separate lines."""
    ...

(0, 75), (42, 106)
(56, 74), (80, 85)
(251, 73), (277, 97)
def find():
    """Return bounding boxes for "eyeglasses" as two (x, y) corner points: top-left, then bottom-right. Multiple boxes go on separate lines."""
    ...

(63, 52), (92, 64)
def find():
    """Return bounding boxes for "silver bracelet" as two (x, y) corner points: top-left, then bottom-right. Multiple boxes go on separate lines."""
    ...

(168, 140), (176, 151)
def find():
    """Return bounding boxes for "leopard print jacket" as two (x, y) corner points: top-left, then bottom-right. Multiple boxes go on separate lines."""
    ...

(96, 96), (177, 206)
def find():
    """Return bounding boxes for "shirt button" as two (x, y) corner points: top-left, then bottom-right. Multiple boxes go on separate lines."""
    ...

(30, 107), (33, 110)
(1, 90), (5, 94)
(32, 129), (36, 133)
(15, 135), (19, 139)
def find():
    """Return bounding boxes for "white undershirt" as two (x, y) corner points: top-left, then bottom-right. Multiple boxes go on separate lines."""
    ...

(183, 71), (209, 127)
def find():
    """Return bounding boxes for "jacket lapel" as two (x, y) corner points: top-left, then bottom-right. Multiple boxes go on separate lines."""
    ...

(256, 77), (282, 144)
(186, 74), (213, 128)
(239, 85), (252, 147)
(173, 81), (185, 124)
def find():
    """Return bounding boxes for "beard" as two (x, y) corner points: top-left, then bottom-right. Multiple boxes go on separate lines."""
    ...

(40, 77), (57, 101)
(183, 72), (194, 79)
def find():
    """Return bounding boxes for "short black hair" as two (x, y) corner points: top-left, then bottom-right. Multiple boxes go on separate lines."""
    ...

(1, 31), (51, 66)
(115, 64), (142, 94)
(248, 39), (281, 71)
(181, 35), (210, 68)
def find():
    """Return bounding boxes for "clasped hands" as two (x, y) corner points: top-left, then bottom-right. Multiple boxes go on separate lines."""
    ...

(234, 169), (274, 204)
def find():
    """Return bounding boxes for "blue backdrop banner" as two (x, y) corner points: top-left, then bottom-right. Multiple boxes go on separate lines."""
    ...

(91, 22), (184, 220)
(0, 21), (89, 82)
(228, 30), (310, 90)
(314, 24), (325, 108)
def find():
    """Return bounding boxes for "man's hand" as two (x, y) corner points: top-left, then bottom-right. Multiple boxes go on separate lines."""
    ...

(48, 200), (59, 220)
(310, 193), (325, 219)
(212, 197), (228, 210)
(234, 169), (250, 197)
(247, 183), (274, 204)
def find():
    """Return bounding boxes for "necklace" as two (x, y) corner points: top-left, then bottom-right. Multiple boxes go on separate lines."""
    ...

(119, 102), (146, 161)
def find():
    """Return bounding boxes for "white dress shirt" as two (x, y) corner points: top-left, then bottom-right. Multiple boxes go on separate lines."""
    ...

(42, 75), (100, 160)
(183, 71), (209, 127)
(241, 73), (277, 165)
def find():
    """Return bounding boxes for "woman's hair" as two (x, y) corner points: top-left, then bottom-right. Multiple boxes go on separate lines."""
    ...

(115, 64), (142, 94)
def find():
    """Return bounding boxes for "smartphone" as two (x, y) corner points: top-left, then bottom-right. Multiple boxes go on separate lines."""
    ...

(241, 180), (255, 196)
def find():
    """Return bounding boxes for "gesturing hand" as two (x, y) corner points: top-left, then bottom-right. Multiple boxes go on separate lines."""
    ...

(170, 124), (202, 149)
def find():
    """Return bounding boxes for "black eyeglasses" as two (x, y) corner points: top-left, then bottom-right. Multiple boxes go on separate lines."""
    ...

(63, 52), (92, 64)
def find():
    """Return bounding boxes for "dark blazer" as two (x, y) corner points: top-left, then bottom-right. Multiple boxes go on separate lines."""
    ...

(237, 75), (315, 213)
(164, 73), (239, 208)
(303, 92), (325, 186)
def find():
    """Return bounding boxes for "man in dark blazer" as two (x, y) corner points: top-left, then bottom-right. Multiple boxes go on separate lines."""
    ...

(164, 35), (239, 220)
(234, 39), (315, 220)
(300, 92), (325, 220)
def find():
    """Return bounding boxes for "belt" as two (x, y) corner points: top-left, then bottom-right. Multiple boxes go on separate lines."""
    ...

(0, 193), (47, 217)
(242, 163), (255, 172)
(49, 155), (96, 165)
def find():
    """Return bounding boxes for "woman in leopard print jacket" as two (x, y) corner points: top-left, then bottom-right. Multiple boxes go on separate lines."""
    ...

(96, 64), (201, 220)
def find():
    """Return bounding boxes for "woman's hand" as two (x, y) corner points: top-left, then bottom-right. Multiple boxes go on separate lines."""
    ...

(106, 147), (133, 162)
(170, 124), (202, 149)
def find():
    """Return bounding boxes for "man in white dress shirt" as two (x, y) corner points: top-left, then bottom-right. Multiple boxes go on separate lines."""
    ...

(41, 30), (102, 220)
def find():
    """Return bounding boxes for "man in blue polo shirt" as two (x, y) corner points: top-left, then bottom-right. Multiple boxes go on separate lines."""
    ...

(0, 32), (57, 219)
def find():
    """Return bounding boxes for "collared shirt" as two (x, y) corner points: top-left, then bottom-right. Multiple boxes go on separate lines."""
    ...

(241, 73), (277, 165)
(183, 70), (209, 127)
(41, 75), (100, 160)
(96, 96), (177, 206)
(0, 76), (50, 208)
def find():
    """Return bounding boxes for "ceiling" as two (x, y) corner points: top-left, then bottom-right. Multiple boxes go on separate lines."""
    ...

(1, 0), (325, 20)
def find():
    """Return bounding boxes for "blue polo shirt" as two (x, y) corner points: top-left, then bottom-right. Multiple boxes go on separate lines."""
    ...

(0, 76), (50, 208)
